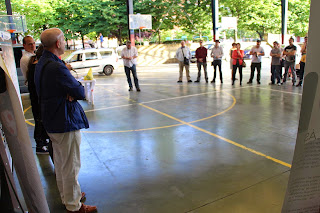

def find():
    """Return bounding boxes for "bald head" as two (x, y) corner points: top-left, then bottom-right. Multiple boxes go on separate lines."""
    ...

(40, 28), (65, 56)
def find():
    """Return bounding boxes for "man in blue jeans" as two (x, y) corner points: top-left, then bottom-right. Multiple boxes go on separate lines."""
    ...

(121, 41), (140, 92)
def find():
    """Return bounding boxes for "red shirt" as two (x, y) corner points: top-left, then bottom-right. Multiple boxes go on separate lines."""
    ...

(195, 46), (207, 63)
(232, 49), (244, 65)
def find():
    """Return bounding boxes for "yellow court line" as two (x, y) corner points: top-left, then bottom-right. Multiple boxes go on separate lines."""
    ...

(189, 91), (237, 124)
(23, 86), (292, 168)
(97, 88), (291, 168)
(23, 89), (234, 128)
(83, 88), (235, 133)
(24, 106), (35, 126)
(140, 103), (291, 168)
(82, 124), (183, 133)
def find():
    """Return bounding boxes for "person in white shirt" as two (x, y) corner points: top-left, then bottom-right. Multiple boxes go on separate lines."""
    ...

(121, 41), (140, 91)
(20, 36), (36, 81)
(175, 41), (192, 83)
(247, 40), (265, 84)
(210, 40), (224, 83)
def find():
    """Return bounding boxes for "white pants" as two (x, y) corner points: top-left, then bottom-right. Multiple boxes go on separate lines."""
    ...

(48, 130), (82, 211)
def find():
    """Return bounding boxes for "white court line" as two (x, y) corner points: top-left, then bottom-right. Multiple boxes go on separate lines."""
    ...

(26, 86), (252, 117)
(85, 85), (253, 112)
(255, 86), (302, 96)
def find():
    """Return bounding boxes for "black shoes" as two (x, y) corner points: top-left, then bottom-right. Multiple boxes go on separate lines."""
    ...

(211, 80), (215, 83)
(257, 81), (261, 85)
(188, 80), (192, 83)
(129, 87), (140, 91)
(177, 80), (182, 83)
(247, 81), (252, 84)
(194, 80), (200, 83)
(36, 146), (49, 155)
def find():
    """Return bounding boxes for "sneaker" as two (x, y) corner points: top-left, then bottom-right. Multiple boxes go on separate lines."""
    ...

(67, 203), (97, 213)
(277, 83), (281, 86)
(36, 146), (49, 154)
(128, 87), (133, 91)
(194, 80), (200, 83)
(137, 88), (141, 92)
(177, 80), (182, 83)
(188, 80), (192, 83)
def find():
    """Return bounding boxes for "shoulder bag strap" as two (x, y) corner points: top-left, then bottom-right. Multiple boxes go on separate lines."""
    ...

(181, 48), (185, 58)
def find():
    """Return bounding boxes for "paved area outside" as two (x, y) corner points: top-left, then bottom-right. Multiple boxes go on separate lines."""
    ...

(22, 59), (302, 213)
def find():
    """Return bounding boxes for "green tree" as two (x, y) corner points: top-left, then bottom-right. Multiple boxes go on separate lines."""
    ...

(101, 0), (128, 44)
(175, 0), (212, 39)
(0, 0), (55, 39)
(220, 0), (282, 40)
(134, 0), (177, 43)
(288, 0), (310, 37)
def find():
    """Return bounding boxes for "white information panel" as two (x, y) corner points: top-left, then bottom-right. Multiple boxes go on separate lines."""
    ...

(282, 0), (320, 212)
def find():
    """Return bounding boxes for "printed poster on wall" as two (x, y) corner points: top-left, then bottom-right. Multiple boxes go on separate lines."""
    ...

(0, 34), (49, 212)
(282, 0), (320, 212)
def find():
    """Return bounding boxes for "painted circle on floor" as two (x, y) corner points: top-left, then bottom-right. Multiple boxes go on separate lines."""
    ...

(24, 85), (236, 133)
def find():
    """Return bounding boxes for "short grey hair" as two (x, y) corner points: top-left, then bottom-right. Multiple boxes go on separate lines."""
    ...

(40, 28), (64, 48)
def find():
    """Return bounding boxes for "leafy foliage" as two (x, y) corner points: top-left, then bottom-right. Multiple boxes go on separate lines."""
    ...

(0, 0), (311, 42)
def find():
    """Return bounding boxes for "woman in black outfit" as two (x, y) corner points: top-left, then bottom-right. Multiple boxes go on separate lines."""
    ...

(27, 45), (53, 159)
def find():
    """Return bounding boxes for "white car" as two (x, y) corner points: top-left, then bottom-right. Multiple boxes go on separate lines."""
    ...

(64, 48), (119, 76)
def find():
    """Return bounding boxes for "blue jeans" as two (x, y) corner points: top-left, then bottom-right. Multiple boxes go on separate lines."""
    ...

(283, 61), (296, 83)
(124, 65), (139, 88)
(271, 65), (281, 84)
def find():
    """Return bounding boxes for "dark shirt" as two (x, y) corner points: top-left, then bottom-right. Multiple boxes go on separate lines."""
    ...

(284, 45), (297, 62)
(195, 46), (207, 63)
(35, 50), (89, 133)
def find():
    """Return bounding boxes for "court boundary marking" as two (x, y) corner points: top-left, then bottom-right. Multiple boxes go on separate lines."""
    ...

(90, 87), (291, 168)
(23, 85), (294, 168)
(24, 85), (242, 124)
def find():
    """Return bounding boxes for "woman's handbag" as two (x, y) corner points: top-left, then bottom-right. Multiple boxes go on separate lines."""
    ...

(242, 60), (246, 68)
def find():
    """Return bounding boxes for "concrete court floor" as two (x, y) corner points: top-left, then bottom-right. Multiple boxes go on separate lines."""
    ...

(22, 60), (302, 213)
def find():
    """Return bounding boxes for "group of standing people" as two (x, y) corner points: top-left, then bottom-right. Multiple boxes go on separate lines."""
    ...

(269, 36), (307, 86)
(176, 38), (307, 87)
(175, 40), (224, 83)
